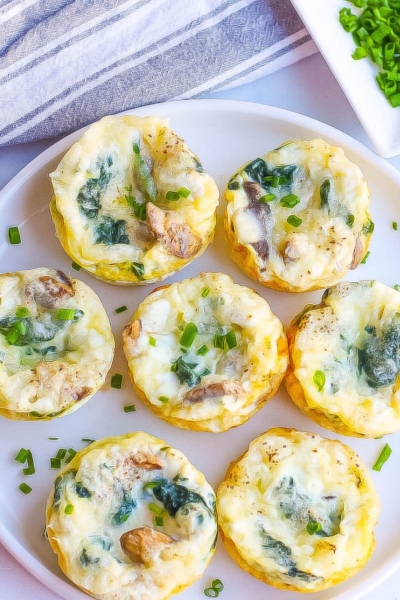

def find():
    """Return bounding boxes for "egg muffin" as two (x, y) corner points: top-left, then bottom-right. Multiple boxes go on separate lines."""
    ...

(0, 267), (114, 420)
(217, 427), (380, 593)
(46, 431), (217, 600)
(224, 138), (373, 292)
(122, 272), (288, 432)
(286, 280), (400, 437)
(50, 115), (219, 285)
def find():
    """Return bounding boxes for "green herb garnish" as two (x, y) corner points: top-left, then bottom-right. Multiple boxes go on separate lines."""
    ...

(180, 322), (198, 348)
(149, 336), (157, 347)
(158, 396), (169, 403)
(111, 373), (123, 389)
(280, 193), (300, 208)
(201, 287), (210, 298)
(372, 443), (392, 471)
(313, 370), (325, 392)
(124, 404), (136, 413)
(8, 226), (21, 244)
(287, 215), (302, 227)
(71, 261), (81, 271)
(307, 519), (322, 535)
(64, 504), (74, 515)
(56, 308), (76, 321)
(361, 251), (370, 264)
(115, 305), (128, 314)
(19, 483), (32, 494)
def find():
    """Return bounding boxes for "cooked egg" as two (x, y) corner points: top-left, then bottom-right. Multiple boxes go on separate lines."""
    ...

(0, 267), (114, 420)
(50, 115), (219, 285)
(217, 427), (380, 592)
(46, 431), (217, 600)
(122, 272), (288, 432)
(224, 138), (373, 292)
(286, 280), (400, 437)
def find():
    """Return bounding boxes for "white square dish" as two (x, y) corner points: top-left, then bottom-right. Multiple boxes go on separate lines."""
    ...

(290, 0), (400, 158)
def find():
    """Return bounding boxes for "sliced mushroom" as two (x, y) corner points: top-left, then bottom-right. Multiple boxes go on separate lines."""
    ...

(25, 273), (74, 308)
(146, 202), (201, 259)
(183, 380), (245, 404)
(124, 451), (164, 471)
(350, 236), (363, 270)
(243, 181), (271, 261)
(122, 319), (142, 355)
(120, 526), (173, 565)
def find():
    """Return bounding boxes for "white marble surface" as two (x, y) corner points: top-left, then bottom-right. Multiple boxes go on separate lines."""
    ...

(1, 51), (400, 599)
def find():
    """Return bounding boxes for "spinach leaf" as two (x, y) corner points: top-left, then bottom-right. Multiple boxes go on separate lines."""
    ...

(75, 483), (92, 498)
(147, 477), (209, 517)
(170, 356), (210, 387)
(80, 548), (100, 567)
(77, 161), (113, 219)
(243, 159), (297, 192)
(133, 143), (157, 202)
(260, 528), (320, 583)
(112, 492), (137, 525)
(320, 179), (330, 210)
(358, 322), (400, 387)
(52, 470), (77, 509)
(93, 216), (130, 245)
(125, 195), (147, 221)
(89, 536), (113, 551)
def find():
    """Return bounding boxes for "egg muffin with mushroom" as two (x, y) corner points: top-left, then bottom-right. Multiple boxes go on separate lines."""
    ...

(217, 427), (380, 592)
(122, 272), (288, 432)
(46, 431), (217, 600)
(0, 267), (114, 420)
(286, 280), (400, 437)
(224, 138), (373, 292)
(50, 115), (219, 285)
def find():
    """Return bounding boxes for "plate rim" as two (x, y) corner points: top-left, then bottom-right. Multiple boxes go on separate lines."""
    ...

(2, 97), (400, 600)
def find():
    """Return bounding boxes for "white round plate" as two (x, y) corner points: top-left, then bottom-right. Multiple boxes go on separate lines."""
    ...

(1, 99), (400, 600)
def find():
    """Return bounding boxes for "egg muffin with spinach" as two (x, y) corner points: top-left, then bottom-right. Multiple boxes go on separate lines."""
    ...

(217, 427), (380, 592)
(122, 272), (288, 432)
(286, 280), (400, 437)
(224, 138), (373, 292)
(0, 267), (114, 420)
(46, 431), (217, 600)
(50, 115), (219, 285)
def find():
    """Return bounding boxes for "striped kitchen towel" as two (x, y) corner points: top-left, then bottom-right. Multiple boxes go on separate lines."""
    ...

(0, 0), (316, 146)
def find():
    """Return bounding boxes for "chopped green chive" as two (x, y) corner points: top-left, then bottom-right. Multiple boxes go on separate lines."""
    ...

(346, 214), (355, 227)
(280, 193), (300, 208)
(6, 329), (20, 344)
(313, 370), (325, 392)
(64, 504), (74, 515)
(307, 519), (322, 535)
(287, 215), (302, 227)
(211, 580), (224, 593)
(361, 251), (370, 264)
(64, 448), (77, 464)
(115, 305), (128, 314)
(81, 438), (95, 444)
(213, 334), (226, 350)
(201, 287), (211, 298)
(372, 443), (392, 471)
(177, 187), (191, 198)
(71, 261), (81, 271)
(149, 503), (164, 516)
(143, 481), (159, 492)
(395, 285), (400, 292)
(56, 448), (67, 459)
(15, 448), (29, 463)
(155, 516), (164, 527)
(8, 226), (21, 244)
(56, 308), (76, 321)
(149, 336), (157, 347)
(133, 143), (140, 155)
(204, 589), (218, 598)
(111, 373), (123, 389)
(393, 221), (398, 231)
(15, 307), (28, 318)
(260, 193), (276, 203)
(158, 396), (169, 403)
(48, 437), (59, 441)
(19, 483), (32, 494)
(132, 262), (145, 279)
(166, 191), (180, 201)
(124, 404), (136, 413)
(197, 344), (209, 356)
(225, 329), (237, 350)
(50, 458), (62, 469)
(180, 322), (198, 348)
(22, 450), (35, 475)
